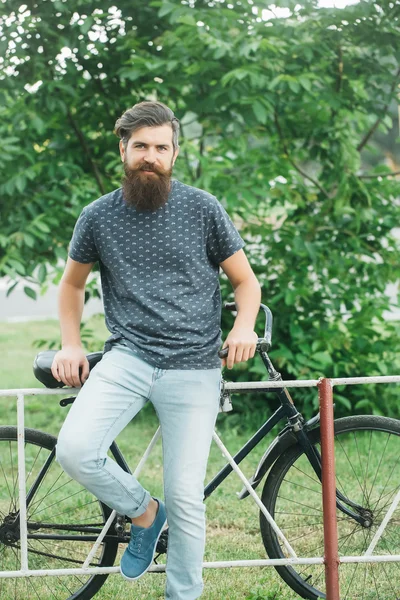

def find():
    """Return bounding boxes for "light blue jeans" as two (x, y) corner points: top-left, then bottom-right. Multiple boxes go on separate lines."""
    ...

(56, 342), (221, 600)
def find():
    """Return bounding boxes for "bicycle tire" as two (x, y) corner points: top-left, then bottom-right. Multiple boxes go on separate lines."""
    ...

(259, 415), (400, 600)
(0, 426), (119, 600)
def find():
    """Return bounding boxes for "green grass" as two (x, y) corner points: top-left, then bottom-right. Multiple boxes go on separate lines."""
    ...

(0, 319), (297, 600)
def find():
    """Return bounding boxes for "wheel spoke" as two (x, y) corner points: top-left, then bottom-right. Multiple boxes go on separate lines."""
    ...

(9, 442), (19, 514)
(276, 495), (324, 514)
(366, 435), (391, 507)
(343, 560), (361, 600)
(32, 497), (102, 521)
(28, 475), (72, 512)
(28, 471), (64, 516)
(288, 463), (320, 486)
(0, 455), (15, 514)
(280, 477), (323, 496)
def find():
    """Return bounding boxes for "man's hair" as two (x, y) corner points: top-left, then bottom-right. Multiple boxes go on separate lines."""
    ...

(114, 101), (180, 153)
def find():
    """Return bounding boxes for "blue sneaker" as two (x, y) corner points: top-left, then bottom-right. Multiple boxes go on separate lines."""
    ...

(120, 498), (167, 581)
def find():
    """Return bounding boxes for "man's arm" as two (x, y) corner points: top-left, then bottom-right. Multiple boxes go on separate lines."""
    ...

(51, 257), (95, 387)
(219, 249), (261, 369)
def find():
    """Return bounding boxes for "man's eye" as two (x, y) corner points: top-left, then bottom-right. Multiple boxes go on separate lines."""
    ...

(134, 145), (166, 149)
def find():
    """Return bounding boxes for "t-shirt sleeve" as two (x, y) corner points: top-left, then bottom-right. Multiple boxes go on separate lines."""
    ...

(68, 207), (99, 263)
(207, 199), (245, 266)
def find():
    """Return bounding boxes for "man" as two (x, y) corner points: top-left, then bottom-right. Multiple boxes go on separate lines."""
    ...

(52, 101), (261, 599)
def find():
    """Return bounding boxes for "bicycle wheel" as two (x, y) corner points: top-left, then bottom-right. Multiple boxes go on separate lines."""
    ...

(260, 415), (400, 600)
(0, 426), (119, 600)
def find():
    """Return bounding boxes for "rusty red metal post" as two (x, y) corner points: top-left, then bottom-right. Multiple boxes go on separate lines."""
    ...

(318, 377), (340, 600)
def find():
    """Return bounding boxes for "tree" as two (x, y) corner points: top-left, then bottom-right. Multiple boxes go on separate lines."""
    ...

(1, 0), (399, 419)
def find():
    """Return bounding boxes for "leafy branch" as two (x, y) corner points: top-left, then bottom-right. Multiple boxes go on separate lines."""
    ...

(357, 67), (400, 152)
(358, 170), (400, 179)
(274, 111), (330, 198)
(179, 124), (197, 181)
(67, 109), (106, 196)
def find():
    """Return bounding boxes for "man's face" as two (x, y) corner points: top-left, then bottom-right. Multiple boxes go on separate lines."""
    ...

(119, 124), (179, 211)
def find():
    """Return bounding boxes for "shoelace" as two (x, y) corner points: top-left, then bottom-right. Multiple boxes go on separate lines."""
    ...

(130, 530), (145, 552)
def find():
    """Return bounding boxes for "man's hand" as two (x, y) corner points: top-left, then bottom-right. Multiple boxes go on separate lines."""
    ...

(221, 326), (258, 369)
(51, 346), (90, 388)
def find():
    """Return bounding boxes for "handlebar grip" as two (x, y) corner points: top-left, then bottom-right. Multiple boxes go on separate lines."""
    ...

(261, 303), (273, 346)
(220, 302), (273, 357)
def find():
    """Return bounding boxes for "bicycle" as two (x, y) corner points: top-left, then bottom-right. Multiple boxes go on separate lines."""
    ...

(0, 303), (399, 600)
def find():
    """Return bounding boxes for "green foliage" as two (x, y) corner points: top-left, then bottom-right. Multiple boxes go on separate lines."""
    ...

(245, 582), (282, 600)
(1, 0), (399, 421)
(33, 314), (107, 353)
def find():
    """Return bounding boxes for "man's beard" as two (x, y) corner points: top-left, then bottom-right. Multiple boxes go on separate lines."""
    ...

(122, 160), (173, 212)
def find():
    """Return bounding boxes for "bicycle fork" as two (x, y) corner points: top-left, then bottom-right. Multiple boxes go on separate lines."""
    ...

(261, 351), (371, 528)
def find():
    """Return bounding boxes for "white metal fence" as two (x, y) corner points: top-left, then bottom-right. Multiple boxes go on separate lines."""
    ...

(0, 375), (399, 585)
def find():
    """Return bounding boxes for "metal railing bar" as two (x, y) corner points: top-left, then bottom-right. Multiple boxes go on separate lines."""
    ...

(1, 374), (399, 399)
(364, 488), (400, 556)
(2, 552), (400, 580)
(212, 431), (297, 559)
(81, 426), (161, 569)
(16, 392), (28, 573)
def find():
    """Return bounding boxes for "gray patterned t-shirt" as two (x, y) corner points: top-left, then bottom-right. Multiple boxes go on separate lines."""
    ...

(68, 179), (245, 369)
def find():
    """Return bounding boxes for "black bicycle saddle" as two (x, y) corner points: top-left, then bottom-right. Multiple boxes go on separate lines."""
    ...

(33, 350), (103, 388)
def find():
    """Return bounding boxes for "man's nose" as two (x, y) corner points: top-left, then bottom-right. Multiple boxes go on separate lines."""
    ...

(144, 148), (157, 162)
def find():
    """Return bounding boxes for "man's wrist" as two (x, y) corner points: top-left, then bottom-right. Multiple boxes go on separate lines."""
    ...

(233, 318), (256, 330)
(61, 342), (83, 349)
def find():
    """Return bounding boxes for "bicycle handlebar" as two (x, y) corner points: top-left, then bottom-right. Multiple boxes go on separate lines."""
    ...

(218, 302), (273, 359)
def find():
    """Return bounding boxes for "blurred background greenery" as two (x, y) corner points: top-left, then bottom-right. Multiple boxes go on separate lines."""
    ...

(0, 0), (399, 424)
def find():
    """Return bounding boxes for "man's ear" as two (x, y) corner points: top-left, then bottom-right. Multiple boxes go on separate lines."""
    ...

(119, 140), (125, 162)
(173, 146), (180, 165)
